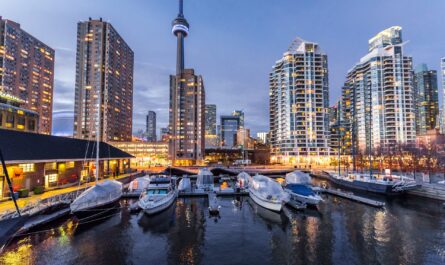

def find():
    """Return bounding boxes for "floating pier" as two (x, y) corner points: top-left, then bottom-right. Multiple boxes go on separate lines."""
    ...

(320, 188), (385, 208)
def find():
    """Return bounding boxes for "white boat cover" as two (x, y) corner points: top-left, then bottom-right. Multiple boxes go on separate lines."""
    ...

(70, 180), (122, 212)
(250, 175), (289, 202)
(178, 177), (191, 191)
(196, 168), (214, 187)
(285, 171), (312, 185)
(128, 176), (151, 192)
(236, 172), (251, 188)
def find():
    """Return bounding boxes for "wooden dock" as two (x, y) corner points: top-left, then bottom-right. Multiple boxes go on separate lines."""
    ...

(19, 207), (71, 233)
(320, 188), (385, 208)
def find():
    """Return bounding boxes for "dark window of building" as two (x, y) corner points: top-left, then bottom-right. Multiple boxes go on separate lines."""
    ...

(28, 119), (36, 131)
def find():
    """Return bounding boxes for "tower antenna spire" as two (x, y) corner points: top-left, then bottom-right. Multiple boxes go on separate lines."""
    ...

(179, 0), (184, 16)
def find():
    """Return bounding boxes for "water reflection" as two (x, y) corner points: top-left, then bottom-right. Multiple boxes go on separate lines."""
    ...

(0, 195), (444, 265)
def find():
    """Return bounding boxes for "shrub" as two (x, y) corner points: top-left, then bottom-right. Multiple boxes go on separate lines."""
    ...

(18, 189), (29, 198)
(33, 186), (45, 195)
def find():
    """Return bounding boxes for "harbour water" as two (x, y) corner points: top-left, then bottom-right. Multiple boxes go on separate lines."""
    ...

(0, 194), (444, 265)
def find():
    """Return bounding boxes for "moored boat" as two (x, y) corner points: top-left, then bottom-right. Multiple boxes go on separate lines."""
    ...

(195, 168), (215, 192)
(284, 171), (322, 206)
(249, 174), (289, 212)
(128, 176), (151, 193)
(138, 176), (177, 215)
(70, 180), (123, 220)
(236, 171), (251, 190)
(329, 172), (418, 195)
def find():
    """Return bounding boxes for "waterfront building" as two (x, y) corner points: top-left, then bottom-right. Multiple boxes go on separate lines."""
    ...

(146, 111), (156, 142)
(256, 132), (268, 144)
(415, 128), (445, 151)
(0, 17), (55, 135)
(220, 115), (240, 148)
(232, 110), (244, 128)
(169, 0), (205, 166)
(413, 64), (438, 135)
(269, 37), (330, 165)
(109, 141), (169, 168)
(73, 18), (134, 142)
(51, 110), (74, 137)
(0, 129), (132, 199)
(342, 26), (415, 154)
(0, 92), (39, 133)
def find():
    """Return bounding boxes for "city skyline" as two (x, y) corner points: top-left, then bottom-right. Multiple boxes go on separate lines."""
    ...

(1, 0), (444, 135)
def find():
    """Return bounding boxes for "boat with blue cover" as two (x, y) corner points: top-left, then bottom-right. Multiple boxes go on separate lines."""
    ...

(284, 171), (322, 206)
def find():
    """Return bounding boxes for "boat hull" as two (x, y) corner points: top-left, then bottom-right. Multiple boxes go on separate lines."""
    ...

(72, 199), (121, 222)
(141, 192), (177, 216)
(249, 189), (282, 212)
(285, 189), (321, 206)
(329, 176), (398, 195)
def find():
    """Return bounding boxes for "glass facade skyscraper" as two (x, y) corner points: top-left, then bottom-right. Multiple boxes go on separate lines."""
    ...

(342, 26), (415, 154)
(220, 115), (240, 148)
(413, 64), (438, 135)
(146, 111), (157, 142)
(269, 37), (330, 163)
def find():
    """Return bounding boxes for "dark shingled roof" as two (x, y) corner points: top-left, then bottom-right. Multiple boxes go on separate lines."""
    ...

(0, 129), (133, 163)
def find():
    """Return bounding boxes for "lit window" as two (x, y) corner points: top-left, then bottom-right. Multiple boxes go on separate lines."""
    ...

(19, 163), (34, 172)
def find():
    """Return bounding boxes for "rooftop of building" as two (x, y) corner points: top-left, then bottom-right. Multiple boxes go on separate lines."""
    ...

(0, 129), (133, 163)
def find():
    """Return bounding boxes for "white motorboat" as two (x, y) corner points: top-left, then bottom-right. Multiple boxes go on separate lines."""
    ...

(249, 174), (289, 212)
(284, 171), (322, 206)
(195, 168), (214, 192)
(236, 172), (251, 190)
(70, 180), (123, 218)
(128, 176), (151, 193)
(138, 177), (177, 215)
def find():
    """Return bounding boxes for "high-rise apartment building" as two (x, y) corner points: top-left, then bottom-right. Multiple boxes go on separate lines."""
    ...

(0, 17), (55, 134)
(269, 37), (330, 163)
(169, 0), (205, 165)
(413, 64), (438, 135)
(342, 26), (415, 154)
(73, 18), (134, 142)
(329, 101), (342, 154)
(146, 111), (156, 142)
(160, 127), (169, 142)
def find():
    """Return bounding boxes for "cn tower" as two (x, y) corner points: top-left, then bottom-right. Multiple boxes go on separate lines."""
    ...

(169, 0), (205, 166)
(172, 0), (189, 74)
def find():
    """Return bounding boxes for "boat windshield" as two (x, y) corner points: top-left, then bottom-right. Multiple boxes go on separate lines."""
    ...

(147, 189), (168, 195)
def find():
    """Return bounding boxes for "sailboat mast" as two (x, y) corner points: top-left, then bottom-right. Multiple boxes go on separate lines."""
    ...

(95, 84), (101, 184)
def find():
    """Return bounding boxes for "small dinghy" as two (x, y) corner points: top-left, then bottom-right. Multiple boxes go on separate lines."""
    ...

(70, 180), (123, 220)
(249, 174), (289, 212)
(138, 176), (177, 215)
(284, 171), (322, 206)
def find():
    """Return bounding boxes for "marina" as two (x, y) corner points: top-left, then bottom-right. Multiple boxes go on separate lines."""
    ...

(0, 193), (444, 265)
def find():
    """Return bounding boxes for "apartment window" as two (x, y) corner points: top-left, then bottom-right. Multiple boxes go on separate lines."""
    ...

(66, 162), (75, 168)
(19, 163), (34, 173)
(44, 162), (57, 171)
